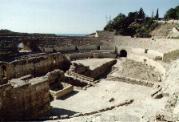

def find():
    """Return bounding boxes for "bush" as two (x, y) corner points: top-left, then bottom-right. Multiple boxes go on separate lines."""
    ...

(104, 8), (158, 37)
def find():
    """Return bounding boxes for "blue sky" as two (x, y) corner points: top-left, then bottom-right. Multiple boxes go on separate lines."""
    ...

(0, 0), (178, 34)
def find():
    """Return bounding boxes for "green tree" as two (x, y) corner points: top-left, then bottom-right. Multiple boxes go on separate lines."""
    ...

(138, 8), (145, 19)
(104, 20), (114, 31)
(164, 8), (177, 20)
(175, 6), (179, 19)
(104, 13), (126, 32)
(155, 8), (159, 20)
(128, 12), (138, 20)
(113, 14), (126, 34)
(103, 8), (158, 37)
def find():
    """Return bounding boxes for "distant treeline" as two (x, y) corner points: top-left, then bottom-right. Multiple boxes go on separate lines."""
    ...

(104, 8), (159, 37)
(104, 6), (179, 37)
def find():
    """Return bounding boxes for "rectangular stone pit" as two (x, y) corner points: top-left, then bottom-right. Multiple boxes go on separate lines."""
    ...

(50, 82), (74, 100)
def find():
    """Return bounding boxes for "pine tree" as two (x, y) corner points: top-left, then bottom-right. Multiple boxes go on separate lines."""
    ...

(138, 8), (145, 19)
(155, 8), (159, 20)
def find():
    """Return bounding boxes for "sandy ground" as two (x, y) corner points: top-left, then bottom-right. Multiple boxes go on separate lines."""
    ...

(47, 57), (179, 122)
(163, 59), (179, 95)
(50, 79), (167, 122)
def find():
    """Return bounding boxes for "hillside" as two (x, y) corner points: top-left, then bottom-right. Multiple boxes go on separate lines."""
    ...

(150, 23), (179, 38)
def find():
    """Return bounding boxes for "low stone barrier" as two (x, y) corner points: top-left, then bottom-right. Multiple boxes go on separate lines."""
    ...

(49, 99), (134, 120)
(50, 84), (73, 99)
(67, 52), (117, 61)
(108, 76), (154, 87)
(66, 71), (95, 86)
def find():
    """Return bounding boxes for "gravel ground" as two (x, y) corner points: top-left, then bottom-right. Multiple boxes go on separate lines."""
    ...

(47, 58), (179, 122)
(49, 79), (167, 122)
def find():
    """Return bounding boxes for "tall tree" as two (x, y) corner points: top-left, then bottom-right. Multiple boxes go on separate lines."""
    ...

(138, 8), (145, 19)
(155, 8), (159, 20)
(128, 12), (138, 20)
(164, 8), (177, 20)
(175, 6), (179, 19)
(103, 8), (158, 37)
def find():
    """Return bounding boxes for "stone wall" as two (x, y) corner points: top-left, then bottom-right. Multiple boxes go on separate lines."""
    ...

(108, 76), (154, 87)
(37, 36), (115, 54)
(67, 52), (117, 61)
(78, 45), (99, 51)
(70, 59), (117, 80)
(90, 59), (117, 79)
(0, 31), (115, 60)
(67, 52), (93, 61)
(0, 52), (70, 83)
(0, 77), (50, 121)
(0, 37), (19, 59)
(50, 84), (73, 99)
(92, 52), (116, 58)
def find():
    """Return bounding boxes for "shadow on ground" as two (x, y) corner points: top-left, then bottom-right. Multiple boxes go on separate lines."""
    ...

(58, 91), (79, 100)
(49, 108), (78, 116)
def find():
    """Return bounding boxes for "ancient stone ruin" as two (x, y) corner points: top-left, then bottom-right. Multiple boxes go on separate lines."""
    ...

(0, 29), (179, 121)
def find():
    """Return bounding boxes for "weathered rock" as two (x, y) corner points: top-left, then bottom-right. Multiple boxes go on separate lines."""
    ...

(46, 69), (64, 84)
(60, 115), (69, 119)
(109, 98), (115, 102)
(151, 84), (163, 99)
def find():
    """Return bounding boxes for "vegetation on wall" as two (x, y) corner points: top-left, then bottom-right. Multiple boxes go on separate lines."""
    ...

(104, 8), (159, 37)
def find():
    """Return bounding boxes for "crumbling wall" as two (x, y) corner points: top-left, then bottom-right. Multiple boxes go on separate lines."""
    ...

(50, 84), (73, 99)
(68, 52), (93, 61)
(0, 77), (50, 121)
(0, 62), (8, 84)
(0, 52), (70, 81)
(90, 59), (117, 79)
(70, 59), (117, 80)
(78, 45), (99, 51)
(54, 46), (76, 53)
(37, 36), (103, 53)
(92, 52), (116, 58)
(45, 69), (64, 85)
(68, 52), (116, 61)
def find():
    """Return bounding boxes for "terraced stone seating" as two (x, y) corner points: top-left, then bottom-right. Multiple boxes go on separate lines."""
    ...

(66, 71), (95, 86)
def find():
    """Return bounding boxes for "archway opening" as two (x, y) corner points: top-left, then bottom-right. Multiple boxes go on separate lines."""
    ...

(53, 49), (57, 53)
(97, 45), (100, 50)
(1, 65), (7, 79)
(119, 50), (127, 57)
(75, 46), (79, 52)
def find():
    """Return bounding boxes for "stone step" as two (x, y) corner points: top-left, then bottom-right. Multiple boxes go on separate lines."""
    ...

(65, 71), (95, 86)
